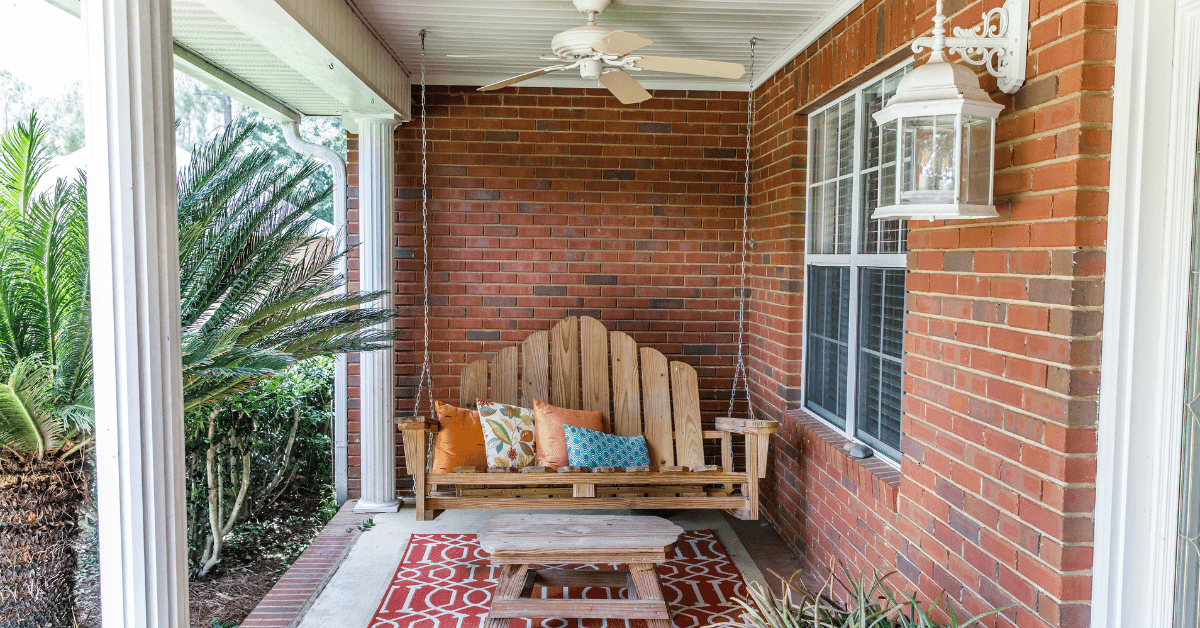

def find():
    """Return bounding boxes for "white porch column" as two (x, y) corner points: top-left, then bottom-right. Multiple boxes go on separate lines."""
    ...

(83, 0), (188, 625)
(354, 115), (401, 513)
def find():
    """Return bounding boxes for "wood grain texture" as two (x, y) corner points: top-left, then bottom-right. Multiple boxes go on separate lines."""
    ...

(428, 496), (747, 511)
(486, 599), (669, 620)
(640, 347), (673, 468)
(744, 431), (760, 520)
(550, 316), (580, 409)
(669, 361), (704, 469)
(491, 346), (519, 407)
(427, 471), (747, 485)
(521, 330), (549, 407)
(580, 316), (611, 430)
(460, 358), (489, 408)
(609, 331), (641, 437)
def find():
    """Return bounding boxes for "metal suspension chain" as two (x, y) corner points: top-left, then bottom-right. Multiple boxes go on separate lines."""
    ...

(414, 30), (434, 418)
(728, 37), (757, 419)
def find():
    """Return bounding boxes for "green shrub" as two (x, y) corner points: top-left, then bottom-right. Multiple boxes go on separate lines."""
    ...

(186, 357), (336, 577)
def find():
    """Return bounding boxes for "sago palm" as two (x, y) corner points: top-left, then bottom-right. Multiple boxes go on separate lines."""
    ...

(0, 113), (92, 628)
(177, 118), (399, 413)
(176, 119), (401, 576)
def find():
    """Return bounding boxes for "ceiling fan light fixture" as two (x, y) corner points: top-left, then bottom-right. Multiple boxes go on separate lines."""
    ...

(580, 58), (603, 79)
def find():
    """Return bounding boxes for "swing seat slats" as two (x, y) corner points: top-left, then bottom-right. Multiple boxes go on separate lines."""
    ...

(398, 316), (779, 521)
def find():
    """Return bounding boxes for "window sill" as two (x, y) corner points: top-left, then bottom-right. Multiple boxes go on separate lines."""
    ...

(787, 409), (901, 513)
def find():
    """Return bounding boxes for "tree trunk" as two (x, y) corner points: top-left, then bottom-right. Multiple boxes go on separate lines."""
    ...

(0, 455), (88, 628)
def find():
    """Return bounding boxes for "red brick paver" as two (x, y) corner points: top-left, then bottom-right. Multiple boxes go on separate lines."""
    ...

(239, 501), (372, 628)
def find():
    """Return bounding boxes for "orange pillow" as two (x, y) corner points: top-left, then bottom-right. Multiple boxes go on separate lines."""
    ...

(430, 401), (487, 473)
(532, 399), (605, 469)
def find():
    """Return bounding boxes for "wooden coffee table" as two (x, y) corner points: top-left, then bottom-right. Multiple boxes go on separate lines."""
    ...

(478, 514), (684, 628)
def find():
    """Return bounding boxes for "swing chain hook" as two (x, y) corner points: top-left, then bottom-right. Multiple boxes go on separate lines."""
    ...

(729, 37), (757, 420)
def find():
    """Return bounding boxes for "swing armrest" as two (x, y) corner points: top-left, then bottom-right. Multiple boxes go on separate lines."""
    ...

(396, 417), (439, 433)
(715, 416), (780, 436)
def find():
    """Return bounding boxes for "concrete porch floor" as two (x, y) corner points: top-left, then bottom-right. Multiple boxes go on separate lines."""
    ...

(293, 505), (805, 627)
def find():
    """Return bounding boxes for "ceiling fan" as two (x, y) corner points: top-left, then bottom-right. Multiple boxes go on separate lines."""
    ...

(449, 0), (747, 105)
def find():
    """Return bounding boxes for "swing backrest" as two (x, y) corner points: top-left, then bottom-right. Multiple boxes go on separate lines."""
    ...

(457, 316), (705, 469)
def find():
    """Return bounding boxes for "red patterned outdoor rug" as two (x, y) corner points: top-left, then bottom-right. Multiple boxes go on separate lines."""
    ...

(369, 530), (750, 628)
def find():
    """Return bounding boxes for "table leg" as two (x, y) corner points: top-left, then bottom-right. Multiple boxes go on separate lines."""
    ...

(628, 563), (671, 628)
(484, 563), (529, 628)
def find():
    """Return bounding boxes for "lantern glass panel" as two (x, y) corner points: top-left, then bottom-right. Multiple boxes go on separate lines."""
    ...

(961, 114), (993, 205)
(880, 119), (900, 206)
(900, 115), (956, 205)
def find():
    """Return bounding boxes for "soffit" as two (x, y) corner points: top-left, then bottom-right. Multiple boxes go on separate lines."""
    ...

(350, 0), (862, 92)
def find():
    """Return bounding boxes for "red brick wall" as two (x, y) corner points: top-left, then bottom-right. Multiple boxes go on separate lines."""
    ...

(747, 1), (1112, 627)
(345, 86), (750, 493)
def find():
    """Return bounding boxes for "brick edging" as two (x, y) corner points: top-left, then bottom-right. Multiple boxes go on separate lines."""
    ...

(239, 501), (372, 628)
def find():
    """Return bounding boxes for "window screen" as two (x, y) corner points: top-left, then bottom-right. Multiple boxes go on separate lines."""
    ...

(857, 268), (906, 457)
(805, 266), (850, 427)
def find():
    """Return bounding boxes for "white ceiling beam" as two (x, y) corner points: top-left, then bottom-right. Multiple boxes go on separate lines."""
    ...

(199, 0), (411, 121)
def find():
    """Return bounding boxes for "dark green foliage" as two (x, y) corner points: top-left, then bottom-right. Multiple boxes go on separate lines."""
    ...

(186, 358), (337, 577)
(176, 118), (398, 413)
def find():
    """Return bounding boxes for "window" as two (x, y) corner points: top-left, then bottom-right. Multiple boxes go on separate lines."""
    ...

(804, 63), (910, 461)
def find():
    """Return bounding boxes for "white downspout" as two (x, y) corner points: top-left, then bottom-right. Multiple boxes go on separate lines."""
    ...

(282, 121), (350, 505)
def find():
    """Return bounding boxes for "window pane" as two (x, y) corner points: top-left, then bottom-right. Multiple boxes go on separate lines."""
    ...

(860, 67), (909, 254)
(810, 110), (825, 183)
(806, 266), (851, 427)
(838, 98), (856, 177)
(857, 268), (906, 458)
(809, 93), (856, 255)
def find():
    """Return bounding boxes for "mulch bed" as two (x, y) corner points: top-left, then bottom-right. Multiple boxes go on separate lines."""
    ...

(74, 492), (333, 628)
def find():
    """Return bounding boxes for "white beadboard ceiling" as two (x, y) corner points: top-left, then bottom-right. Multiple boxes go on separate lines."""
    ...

(351, 0), (863, 92)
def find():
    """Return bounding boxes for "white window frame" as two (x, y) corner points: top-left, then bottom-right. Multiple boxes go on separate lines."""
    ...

(802, 60), (911, 463)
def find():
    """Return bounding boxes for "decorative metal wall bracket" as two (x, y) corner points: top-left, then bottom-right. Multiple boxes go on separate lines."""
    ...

(912, 0), (1029, 94)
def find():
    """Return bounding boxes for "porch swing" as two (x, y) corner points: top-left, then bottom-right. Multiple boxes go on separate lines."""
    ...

(398, 36), (779, 521)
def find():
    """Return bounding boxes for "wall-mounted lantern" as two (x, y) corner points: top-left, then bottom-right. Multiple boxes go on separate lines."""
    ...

(872, 0), (1028, 221)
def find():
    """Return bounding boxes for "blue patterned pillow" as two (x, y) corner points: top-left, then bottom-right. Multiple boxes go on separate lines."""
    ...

(563, 424), (651, 468)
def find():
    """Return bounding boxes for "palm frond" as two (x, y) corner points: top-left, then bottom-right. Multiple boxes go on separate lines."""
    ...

(0, 111), (53, 217)
(0, 358), (63, 458)
(175, 120), (398, 413)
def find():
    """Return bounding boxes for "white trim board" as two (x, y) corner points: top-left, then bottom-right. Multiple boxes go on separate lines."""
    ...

(1093, 0), (1200, 625)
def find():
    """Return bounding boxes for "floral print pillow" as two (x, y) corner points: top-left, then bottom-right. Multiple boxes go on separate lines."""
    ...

(475, 398), (536, 468)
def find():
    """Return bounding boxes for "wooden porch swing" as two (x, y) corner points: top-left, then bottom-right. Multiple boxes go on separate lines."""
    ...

(397, 36), (777, 521)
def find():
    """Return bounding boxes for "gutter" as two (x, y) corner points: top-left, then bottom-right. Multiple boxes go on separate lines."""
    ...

(282, 122), (350, 505)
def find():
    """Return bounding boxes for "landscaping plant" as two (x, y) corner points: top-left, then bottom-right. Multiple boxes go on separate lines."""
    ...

(0, 113), (94, 628)
(714, 562), (1010, 628)
(176, 120), (400, 577)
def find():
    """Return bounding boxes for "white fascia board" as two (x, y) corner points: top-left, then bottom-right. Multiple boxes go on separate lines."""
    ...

(199, 0), (411, 121)
(44, 0), (307, 123)
(173, 44), (302, 123)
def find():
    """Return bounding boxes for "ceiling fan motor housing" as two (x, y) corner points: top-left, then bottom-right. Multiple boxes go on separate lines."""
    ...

(551, 25), (612, 58)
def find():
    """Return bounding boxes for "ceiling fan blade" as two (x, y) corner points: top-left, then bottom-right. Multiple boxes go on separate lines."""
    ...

(479, 65), (572, 91)
(599, 70), (652, 105)
(632, 55), (746, 79)
(592, 30), (653, 56)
